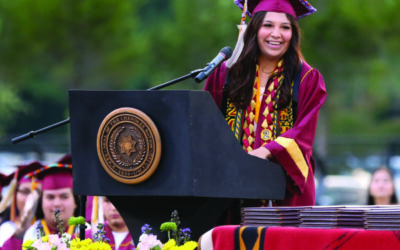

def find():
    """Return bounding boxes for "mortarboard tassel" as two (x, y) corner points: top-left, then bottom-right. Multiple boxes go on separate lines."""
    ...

(226, 0), (248, 68)
(91, 196), (104, 236)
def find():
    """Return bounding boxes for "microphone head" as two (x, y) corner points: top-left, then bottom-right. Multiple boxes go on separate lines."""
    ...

(220, 46), (233, 59)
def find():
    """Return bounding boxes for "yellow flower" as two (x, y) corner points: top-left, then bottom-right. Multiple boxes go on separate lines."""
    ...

(163, 239), (177, 250)
(42, 235), (49, 242)
(181, 241), (198, 250)
(69, 238), (112, 250)
(22, 239), (34, 250)
(90, 241), (112, 250)
(163, 240), (198, 250)
(70, 238), (94, 249)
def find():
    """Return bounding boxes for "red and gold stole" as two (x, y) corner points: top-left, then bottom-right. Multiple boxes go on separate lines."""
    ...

(224, 60), (294, 150)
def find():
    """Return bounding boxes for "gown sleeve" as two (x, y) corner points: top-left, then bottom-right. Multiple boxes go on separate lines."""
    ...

(203, 62), (228, 108)
(265, 64), (327, 195)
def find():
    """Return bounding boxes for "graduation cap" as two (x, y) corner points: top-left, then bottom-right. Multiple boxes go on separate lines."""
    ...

(0, 173), (12, 195)
(234, 0), (317, 19)
(56, 153), (72, 165)
(226, 0), (316, 68)
(14, 161), (45, 186)
(27, 154), (73, 191)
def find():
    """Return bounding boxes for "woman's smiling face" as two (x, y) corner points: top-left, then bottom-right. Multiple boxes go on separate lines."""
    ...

(257, 12), (292, 61)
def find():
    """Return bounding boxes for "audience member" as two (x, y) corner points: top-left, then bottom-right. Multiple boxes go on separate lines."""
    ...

(0, 161), (44, 247)
(2, 154), (80, 249)
(367, 165), (398, 205)
(86, 196), (134, 250)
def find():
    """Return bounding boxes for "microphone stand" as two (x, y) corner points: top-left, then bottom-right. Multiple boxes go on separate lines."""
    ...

(11, 68), (204, 144)
(148, 68), (203, 90)
(10, 68), (206, 240)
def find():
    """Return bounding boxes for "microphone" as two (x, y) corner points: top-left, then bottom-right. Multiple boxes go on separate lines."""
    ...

(194, 46), (233, 83)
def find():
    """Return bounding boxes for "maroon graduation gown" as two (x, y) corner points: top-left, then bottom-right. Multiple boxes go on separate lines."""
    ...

(204, 61), (327, 206)
(1, 236), (22, 250)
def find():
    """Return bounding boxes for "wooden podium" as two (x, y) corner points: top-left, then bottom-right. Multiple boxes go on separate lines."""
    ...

(68, 90), (285, 241)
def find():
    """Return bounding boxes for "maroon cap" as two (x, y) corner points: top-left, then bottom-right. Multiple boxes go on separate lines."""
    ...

(57, 154), (72, 165)
(235, 0), (316, 19)
(35, 165), (73, 190)
(0, 173), (12, 193)
(10, 161), (45, 185)
(31, 154), (73, 190)
(42, 169), (73, 190)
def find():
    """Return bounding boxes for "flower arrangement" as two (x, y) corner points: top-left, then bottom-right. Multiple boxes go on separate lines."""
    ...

(22, 209), (112, 250)
(136, 210), (198, 250)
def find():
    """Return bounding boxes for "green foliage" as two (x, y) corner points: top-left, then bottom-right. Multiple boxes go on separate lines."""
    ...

(300, 0), (400, 137)
(0, 0), (399, 163)
(0, 83), (26, 135)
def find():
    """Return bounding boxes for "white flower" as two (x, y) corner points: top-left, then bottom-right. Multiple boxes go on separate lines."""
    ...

(137, 234), (163, 250)
(61, 232), (72, 244)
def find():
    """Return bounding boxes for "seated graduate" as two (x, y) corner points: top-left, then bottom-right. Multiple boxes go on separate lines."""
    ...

(2, 154), (80, 249)
(0, 161), (44, 248)
(86, 196), (135, 250)
(23, 155), (80, 241)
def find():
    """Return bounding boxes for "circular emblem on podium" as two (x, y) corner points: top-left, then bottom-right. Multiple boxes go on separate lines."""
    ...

(97, 107), (161, 184)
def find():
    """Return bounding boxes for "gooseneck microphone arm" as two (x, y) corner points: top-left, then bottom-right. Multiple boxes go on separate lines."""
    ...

(11, 68), (201, 144)
(11, 118), (71, 144)
(11, 46), (232, 144)
(148, 68), (204, 90)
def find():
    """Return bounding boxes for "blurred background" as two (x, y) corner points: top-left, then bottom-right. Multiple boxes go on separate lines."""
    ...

(0, 0), (399, 205)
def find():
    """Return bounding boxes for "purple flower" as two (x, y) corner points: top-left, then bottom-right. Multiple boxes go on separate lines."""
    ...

(181, 228), (192, 242)
(141, 224), (152, 234)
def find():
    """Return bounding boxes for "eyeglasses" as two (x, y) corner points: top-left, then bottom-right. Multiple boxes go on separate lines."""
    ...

(17, 188), (31, 196)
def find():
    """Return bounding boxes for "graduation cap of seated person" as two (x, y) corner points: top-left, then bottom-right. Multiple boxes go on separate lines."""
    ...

(30, 154), (73, 191)
(0, 173), (10, 194)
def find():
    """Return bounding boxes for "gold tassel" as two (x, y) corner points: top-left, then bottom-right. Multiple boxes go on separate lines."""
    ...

(92, 196), (99, 225)
(91, 196), (104, 236)
(225, 0), (248, 68)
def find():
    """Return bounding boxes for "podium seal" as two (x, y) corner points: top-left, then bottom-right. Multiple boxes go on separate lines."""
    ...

(97, 107), (161, 184)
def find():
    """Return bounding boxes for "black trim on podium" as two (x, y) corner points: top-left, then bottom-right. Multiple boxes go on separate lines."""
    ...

(69, 90), (285, 241)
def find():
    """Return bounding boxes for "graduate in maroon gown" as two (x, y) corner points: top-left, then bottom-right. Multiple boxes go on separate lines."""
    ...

(2, 154), (79, 249)
(204, 0), (326, 210)
(0, 161), (44, 249)
(86, 196), (135, 250)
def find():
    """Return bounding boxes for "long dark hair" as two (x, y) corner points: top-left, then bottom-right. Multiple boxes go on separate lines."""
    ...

(367, 166), (398, 205)
(225, 11), (302, 110)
